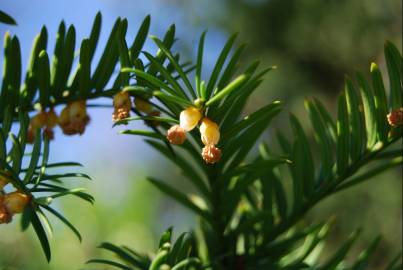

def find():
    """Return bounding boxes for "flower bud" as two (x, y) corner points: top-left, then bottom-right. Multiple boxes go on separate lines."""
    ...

(43, 127), (55, 140)
(387, 108), (403, 127)
(69, 100), (87, 121)
(113, 91), (132, 122)
(28, 113), (44, 143)
(0, 201), (12, 224)
(134, 97), (153, 113)
(30, 112), (47, 129)
(202, 145), (222, 164)
(45, 109), (58, 128)
(59, 105), (70, 126)
(199, 118), (220, 146)
(27, 110), (58, 143)
(166, 125), (186, 145)
(59, 101), (90, 135)
(27, 126), (35, 144)
(180, 107), (202, 132)
(114, 91), (132, 109)
(3, 192), (30, 214)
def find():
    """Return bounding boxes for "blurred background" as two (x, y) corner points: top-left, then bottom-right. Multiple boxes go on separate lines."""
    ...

(0, 0), (401, 269)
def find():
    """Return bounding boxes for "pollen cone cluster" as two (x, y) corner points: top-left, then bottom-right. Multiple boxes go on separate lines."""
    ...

(167, 125), (187, 145)
(201, 144), (222, 164)
(166, 107), (222, 164)
(113, 91), (132, 122)
(59, 100), (90, 135)
(0, 173), (30, 224)
(387, 108), (403, 127)
(27, 109), (59, 143)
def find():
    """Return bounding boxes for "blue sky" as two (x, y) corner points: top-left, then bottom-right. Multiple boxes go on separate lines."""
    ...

(0, 0), (228, 176)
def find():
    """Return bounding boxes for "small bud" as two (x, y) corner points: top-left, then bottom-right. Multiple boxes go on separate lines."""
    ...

(387, 108), (403, 127)
(0, 171), (11, 190)
(69, 100), (87, 121)
(27, 111), (48, 144)
(76, 115), (91, 135)
(27, 126), (35, 144)
(59, 101), (90, 135)
(59, 105), (70, 126)
(166, 125), (186, 145)
(180, 107), (202, 131)
(30, 112), (47, 129)
(134, 97), (153, 113)
(113, 91), (132, 109)
(27, 109), (58, 142)
(113, 91), (132, 122)
(43, 127), (54, 140)
(45, 109), (58, 128)
(0, 202), (12, 224)
(199, 118), (220, 146)
(59, 107), (74, 135)
(3, 192), (30, 214)
(202, 145), (222, 164)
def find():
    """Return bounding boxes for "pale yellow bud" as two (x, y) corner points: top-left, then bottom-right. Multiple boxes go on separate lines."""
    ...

(180, 107), (202, 132)
(166, 125), (186, 145)
(387, 108), (403, 127)
(199, 118), (220, 146)
(202, 145), (222, 164)
(3, 192), (30, 214)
